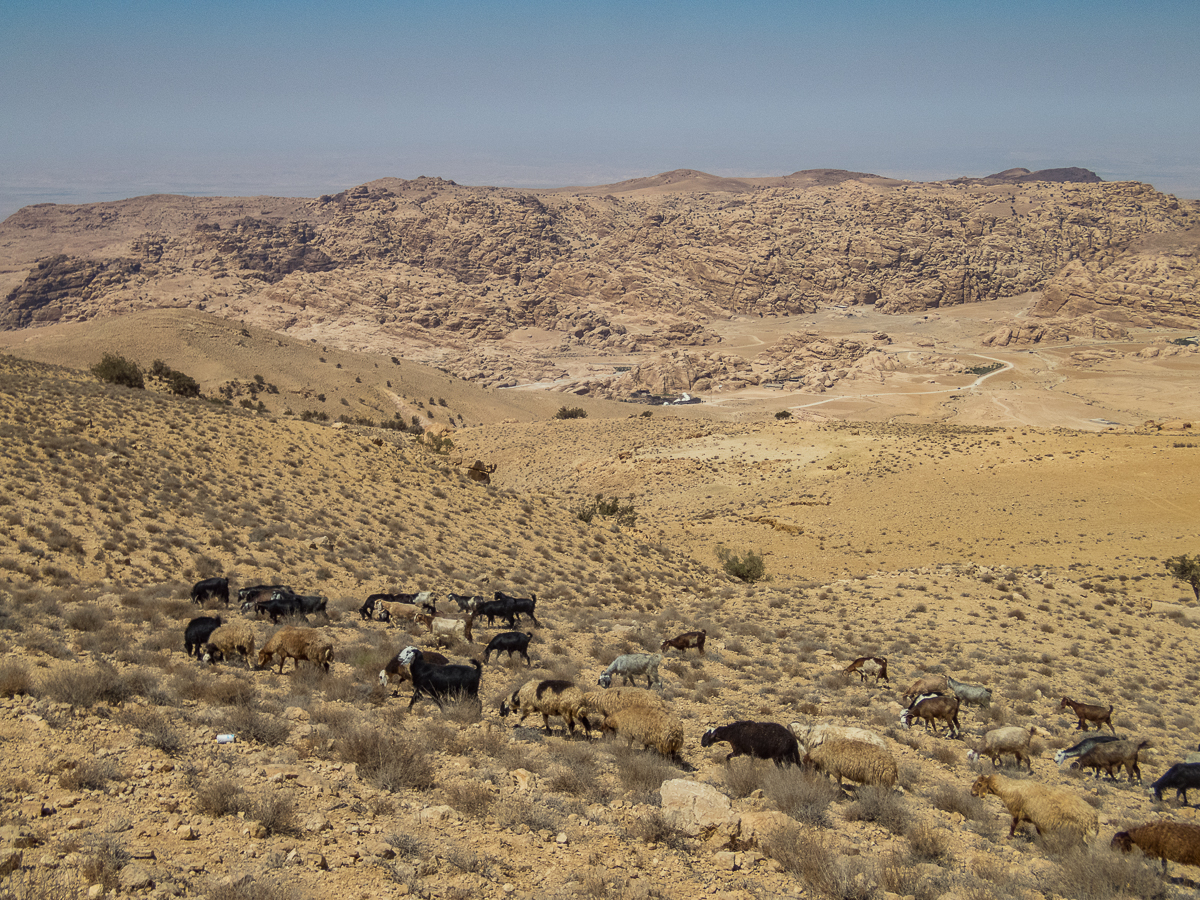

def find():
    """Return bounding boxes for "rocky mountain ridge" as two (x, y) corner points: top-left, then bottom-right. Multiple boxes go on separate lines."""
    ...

(1, 170), (1196, 387)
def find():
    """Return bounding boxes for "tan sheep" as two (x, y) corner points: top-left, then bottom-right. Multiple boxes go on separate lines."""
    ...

(257, 626), (334, 674)
(805, 739), (897, 788)
(601, 706), (684, 759)
(971, 773), (1098, 843)
(968, 726), (1037, 769)
(500, 679), (591, 736)
(202, 622), (257, 667)
(415, 611), (473, 646)
(1112, 820), (1200, 875)
(581, 687), (668, 720)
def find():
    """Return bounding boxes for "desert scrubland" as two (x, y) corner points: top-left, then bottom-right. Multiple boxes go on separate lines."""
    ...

(1, 170), (1199, 900)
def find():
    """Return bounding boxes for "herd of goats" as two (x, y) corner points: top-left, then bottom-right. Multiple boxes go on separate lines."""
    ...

(179, 578), (1200, 877)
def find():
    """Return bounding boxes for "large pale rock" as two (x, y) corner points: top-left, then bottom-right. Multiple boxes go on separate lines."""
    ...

(118, 862), (155, 891)
(659, 779), (737, 837)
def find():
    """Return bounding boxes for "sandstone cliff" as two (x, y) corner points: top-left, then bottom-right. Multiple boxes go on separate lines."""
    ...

(1, 171), (1196, 385)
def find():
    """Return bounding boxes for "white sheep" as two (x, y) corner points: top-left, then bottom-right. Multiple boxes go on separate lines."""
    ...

(968, 726), (1036, 769)
(500, 679), (591, 736)
(805, 739), (897, 788)
(788, 721), (887, 754)
(971, 773), (1098, 843)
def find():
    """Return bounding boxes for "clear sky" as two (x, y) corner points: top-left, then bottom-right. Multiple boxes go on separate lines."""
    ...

(2, 0), (1198, 220)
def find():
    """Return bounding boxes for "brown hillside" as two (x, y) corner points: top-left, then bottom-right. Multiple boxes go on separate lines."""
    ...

(2, 354), (1200, 899)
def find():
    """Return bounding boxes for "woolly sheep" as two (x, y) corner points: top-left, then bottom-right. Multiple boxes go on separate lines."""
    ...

(1112, 820), (1200, 875)
(500, 679), (592, 736)
(257, 626), (333, 674)
(971, 773), (1098, 843)
(968, 726), (1036, 769)
(598, 653), (663, 689)
(415, 612), (473, 646)
(601, 706), (684, 759)
(788, 722), (887, 754)
(581, 687), (668, 720)
(805, 739), (897, 788)
(701, 721), (801, 767)
(202, 622), (257, 667)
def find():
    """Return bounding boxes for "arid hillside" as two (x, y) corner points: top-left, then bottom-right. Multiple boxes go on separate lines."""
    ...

(3, 354), (1200, 900)
(2, 170), (1197, 391)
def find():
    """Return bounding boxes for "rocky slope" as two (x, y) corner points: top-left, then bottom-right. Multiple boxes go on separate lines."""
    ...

(2, 171), (1197, 387)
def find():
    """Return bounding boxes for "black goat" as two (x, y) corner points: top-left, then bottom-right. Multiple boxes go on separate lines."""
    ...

(396, 646), (482, 710)
(483, 632), (533, 666)
(184, 615), (223, 658)
(701, 721), (801, 767)
(495, 590), (540, 626)
(191, 577), (229, 606)
(1151, 763), (1200, 805)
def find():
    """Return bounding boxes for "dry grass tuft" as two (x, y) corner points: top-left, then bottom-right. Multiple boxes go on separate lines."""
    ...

(336, 725), (435, 792)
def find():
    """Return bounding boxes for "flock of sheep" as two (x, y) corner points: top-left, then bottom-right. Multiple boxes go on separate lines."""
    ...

(183, 580), (1200, 879)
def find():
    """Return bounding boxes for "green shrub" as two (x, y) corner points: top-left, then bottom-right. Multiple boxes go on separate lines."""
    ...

(91, 353), (144, 389)
(165, 369), (201, 397)
(554, 406), (587, 420)
(774, 410), (792, 420)
(716, 545), (766, 583)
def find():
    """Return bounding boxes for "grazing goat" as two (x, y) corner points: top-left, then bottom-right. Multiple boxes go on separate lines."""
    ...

(378, 649), (448, 689)
(448, 593), (483, 614)
(968, 726), (1036, 769)
(806, 739), (897, 788)
(660, 630), (706, 656)
(1054, 734), (1120, 766)
(901, 694), (962, 737)
(843, 656), (888, 683)
(396, 646), (481, 710)
(482, 631), (532, 666)
(602, 707), (685, 760)
(415, 611), (473, 646)
(257, 626), (333, 674)
(1112, 820), (1200, 875)
(701, 721), (801, 767)
(1059, 697), (1115, 733)
(202, 622), (257, 667)
(184, 615), (223, 658)
(901, 674), (949, 701)
(947, 675), (992, 707)
(971, 774), (1097, 843)
(494, 590), (539, 626)
(237, 584), (290, 608)
(1151, 763), (1200, 805)
(598, 653), (663, 689)
(1071, 739), (1148, 783)
(500, 680), (591, 736)
(191, 577), (230, 606)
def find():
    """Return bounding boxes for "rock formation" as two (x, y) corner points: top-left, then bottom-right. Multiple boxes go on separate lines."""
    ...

(2, 171), (1196, 387)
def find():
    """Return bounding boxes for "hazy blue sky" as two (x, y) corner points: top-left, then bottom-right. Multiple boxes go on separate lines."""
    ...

(3, 0), (1197, 220)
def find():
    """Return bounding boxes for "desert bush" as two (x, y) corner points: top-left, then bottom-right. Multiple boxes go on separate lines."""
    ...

(928, 783), (987, 820)
(575, 494), (637, 527)
(40, 662), (132, 708)
(91, 353), (143, 389)
(77, 835), (130, 891)
(553, 406), (587, 419)
(59, 758), (122, 791)
(336, 725), (435, 792)
(245, 789), (300, 836)
(194, 777), (247, 817)
(224, 706), (290, 746)
(761, 765), (840, 827)
(0, 869), (80, 900)
(844, 785), (910, 834)
(1039, 845), (1166, 900)
(120, 707), (185, 755)
(493, 797), (564, 832)
(774, 410), (792, 419)
(441, 780), (494, 818)
(722, 757), (767, 797)
(622, 808), (688, 849)
(906, 821), (950, 862)
(716, 545), (766, 583)
(0, 660), (31, 697)
(612, 744), (677, 794)
(763, 823), (878, 898)
(207, 878), (302, 900)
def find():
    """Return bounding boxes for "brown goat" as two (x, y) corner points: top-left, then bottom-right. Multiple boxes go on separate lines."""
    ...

(660, 630), (706, 655)
(1060, 697), (1116, 733)
(901, 694), (961, 737)
(843, 656), (888, 683)
(1071, 739), (1148, 782)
